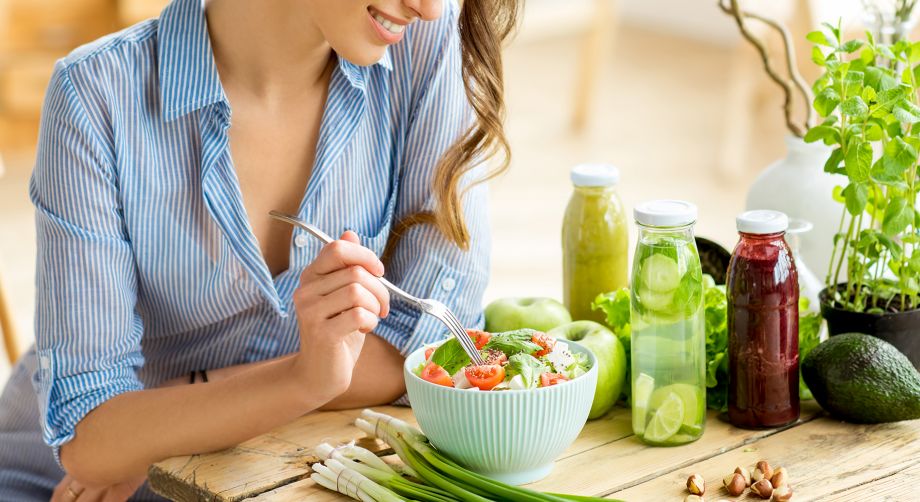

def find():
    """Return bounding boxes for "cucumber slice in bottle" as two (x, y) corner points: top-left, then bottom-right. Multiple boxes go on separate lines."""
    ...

(638, 287), (675, 311)
(640, 253), (682, 292)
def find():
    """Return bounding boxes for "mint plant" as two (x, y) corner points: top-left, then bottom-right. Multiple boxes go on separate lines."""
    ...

(805, 21), (920, 313)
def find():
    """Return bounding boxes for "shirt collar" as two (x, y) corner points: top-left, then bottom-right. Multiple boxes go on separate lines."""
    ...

(157, 0), (227, 122)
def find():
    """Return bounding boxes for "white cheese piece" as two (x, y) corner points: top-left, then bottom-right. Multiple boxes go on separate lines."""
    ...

(544, 343), (576, 373)
(452, 369), (473, 389)
(508, 374), (527, 390)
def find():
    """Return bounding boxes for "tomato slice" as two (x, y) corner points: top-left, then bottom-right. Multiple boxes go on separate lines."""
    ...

(484, 349), (508, 366)
(467, 329), (491, 350)
(464, 364), (506, 391)
(424, 347), (435, 361)
(540, 372), (568, 387)
(531, 332), (556, 357)
(420, 362), (454, 387)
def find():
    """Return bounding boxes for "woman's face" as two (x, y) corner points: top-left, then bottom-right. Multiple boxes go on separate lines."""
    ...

(306, 0), (444, 66)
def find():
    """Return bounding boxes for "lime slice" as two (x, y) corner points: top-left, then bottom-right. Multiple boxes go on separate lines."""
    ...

(649, 384), (704, 429)
(643, 392), (684, 443)
(640, 253), (681, 292)
(632, 373), (655, 434)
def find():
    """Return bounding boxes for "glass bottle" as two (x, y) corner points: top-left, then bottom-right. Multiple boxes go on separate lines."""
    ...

(630, 200), (706, 446)
(562, 164), (629, 322)
(727, 210), (800, 429)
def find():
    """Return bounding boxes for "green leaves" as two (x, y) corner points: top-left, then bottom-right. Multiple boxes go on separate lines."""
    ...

(803, 125), (839, 144)
(814, 87), (840, 117)
(844, 141), (873, 182)
(841, 96), (869, 118)
(843, 182), (869, 215)
(430, 339), (470, 376)
(482, 329), (540, 357)
(839, 39), (865, 53)
(505, 353), (547, 389)
(883, 197), (914, 235)
(807, 30), (833, 47)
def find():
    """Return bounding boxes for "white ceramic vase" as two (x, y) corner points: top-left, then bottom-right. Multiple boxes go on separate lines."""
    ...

(746, 136), (846, 282)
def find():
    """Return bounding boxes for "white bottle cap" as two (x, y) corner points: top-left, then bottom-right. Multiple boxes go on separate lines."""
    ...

(634, 200), (698, 227)
(570, 163), (620, 187)
(736, 209), (789, 234)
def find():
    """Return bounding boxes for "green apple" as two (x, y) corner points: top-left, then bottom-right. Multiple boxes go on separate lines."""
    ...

(548, 320), (626, 419)
(484, 297), (573, 333)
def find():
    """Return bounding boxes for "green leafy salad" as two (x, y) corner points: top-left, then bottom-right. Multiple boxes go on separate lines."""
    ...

(414, 329), (591, 391)
(592, 275), (822, 410)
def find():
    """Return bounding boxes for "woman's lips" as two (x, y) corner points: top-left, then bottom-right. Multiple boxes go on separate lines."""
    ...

(367, 7), (407, 44)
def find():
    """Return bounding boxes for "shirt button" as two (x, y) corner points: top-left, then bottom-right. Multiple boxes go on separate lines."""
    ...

(294, 234), (310, 248)
(441, 277), (456, 292)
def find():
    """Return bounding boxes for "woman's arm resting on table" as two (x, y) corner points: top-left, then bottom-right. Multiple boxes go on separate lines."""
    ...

(59, 233), (391, 486)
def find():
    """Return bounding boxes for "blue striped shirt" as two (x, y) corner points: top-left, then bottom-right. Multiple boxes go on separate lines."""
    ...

(0, 0), (488, 495)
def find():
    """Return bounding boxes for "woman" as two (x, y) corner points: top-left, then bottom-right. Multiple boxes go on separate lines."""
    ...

(0, 0), (518, 499)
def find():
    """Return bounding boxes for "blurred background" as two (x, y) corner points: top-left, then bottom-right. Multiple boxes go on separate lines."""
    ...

(0, 0), (888, 382)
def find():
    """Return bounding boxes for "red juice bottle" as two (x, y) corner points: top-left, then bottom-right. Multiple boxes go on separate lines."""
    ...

(727, 210), (800, 429)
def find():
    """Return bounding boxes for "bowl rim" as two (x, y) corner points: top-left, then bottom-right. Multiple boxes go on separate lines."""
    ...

(403, 337), (598, 395)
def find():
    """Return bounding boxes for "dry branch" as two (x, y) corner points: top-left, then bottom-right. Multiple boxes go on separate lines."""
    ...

(719, 0), (813, 136)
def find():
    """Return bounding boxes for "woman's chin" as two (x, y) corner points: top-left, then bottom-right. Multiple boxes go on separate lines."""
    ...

(337, 46), (389, 68)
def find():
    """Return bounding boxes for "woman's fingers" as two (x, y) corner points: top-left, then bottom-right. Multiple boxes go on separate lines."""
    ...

(307, 233), (384, 277)
(309, 265), (390, 317)
(326, 307), (380, 335)
(318, 283), (383, 320)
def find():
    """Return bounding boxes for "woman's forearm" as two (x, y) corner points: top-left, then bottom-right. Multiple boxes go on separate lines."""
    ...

(60, 356), (335, 485)
(61, 334), (405, 485)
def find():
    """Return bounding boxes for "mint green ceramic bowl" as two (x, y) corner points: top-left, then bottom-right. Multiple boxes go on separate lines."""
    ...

(403, 340), (598, 485)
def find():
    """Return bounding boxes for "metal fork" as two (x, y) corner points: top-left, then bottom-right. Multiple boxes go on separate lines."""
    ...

(270, 211), (485, 365)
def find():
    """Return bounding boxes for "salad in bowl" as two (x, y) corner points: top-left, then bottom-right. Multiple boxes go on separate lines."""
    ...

(414, 328), (592, 390)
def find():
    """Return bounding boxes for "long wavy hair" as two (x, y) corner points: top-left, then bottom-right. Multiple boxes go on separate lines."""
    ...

(384, 0), (520, 259)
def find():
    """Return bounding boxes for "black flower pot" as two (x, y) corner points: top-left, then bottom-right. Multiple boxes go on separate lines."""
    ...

(819, 286), (920, 370)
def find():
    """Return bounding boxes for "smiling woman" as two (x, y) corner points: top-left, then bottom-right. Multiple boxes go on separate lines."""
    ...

(0, 0), (520, 500)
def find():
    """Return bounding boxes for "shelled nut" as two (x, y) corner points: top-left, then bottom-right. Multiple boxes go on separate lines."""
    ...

(734, 466), (752, 486)
(753, 460), (773, 482)
(684, 495), (704, 502)
(771, 467), (789, 488)
(723, 473), (746, 496)
(687, 473), (705, 496)
(773, 484), (794, 501)
(751, 479), (774, 499)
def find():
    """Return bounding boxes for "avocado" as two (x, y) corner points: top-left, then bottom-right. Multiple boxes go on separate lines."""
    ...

(802, 333), (920, 423)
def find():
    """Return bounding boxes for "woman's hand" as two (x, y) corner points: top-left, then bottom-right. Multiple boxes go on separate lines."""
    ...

(51, 474), (146, 502)
(291, 231), (390, 402)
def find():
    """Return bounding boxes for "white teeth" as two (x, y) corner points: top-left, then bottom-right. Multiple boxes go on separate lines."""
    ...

(373, 13), (405, 34)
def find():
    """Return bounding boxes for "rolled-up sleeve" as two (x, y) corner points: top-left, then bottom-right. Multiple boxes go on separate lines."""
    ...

(30, 61), (144, 461)
(374, 2), (491, 357)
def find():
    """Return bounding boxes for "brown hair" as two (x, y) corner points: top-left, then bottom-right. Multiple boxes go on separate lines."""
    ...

(384, 0), (520, 260)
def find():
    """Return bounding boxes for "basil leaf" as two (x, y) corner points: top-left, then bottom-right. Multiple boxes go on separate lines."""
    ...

(430, 339), (470, 375)
(483, 329), (541, 356)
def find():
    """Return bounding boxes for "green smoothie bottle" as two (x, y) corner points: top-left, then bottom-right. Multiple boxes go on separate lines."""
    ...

(562, 164), (629, 322)
(630, 200), (706, 446)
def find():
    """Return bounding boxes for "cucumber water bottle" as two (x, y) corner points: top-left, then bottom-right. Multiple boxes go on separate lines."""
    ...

(630, 200), (706, 446)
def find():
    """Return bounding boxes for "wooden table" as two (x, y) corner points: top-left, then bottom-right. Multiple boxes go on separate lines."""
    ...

(149, 402), (920, 501)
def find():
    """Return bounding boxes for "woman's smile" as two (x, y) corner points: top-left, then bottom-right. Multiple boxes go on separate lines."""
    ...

(367, 6), (412, 44)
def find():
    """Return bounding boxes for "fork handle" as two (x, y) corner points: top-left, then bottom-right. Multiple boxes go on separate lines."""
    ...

(269, 211), (421, 307)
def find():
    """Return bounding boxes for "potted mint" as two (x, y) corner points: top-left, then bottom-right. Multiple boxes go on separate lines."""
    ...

(805, 22), (920, 368)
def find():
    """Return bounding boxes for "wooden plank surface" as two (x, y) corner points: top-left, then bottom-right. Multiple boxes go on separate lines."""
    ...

(610, 416), (920, 501)
(150, 401), (920, 501)
(526, 402), (822, 496)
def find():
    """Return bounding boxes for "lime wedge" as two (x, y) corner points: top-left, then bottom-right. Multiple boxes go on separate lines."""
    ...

(640, 253), (681, 292)
(632, 373), (655, 434)
(643, 392), (684, 443)
(649, 383), (704, 429)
